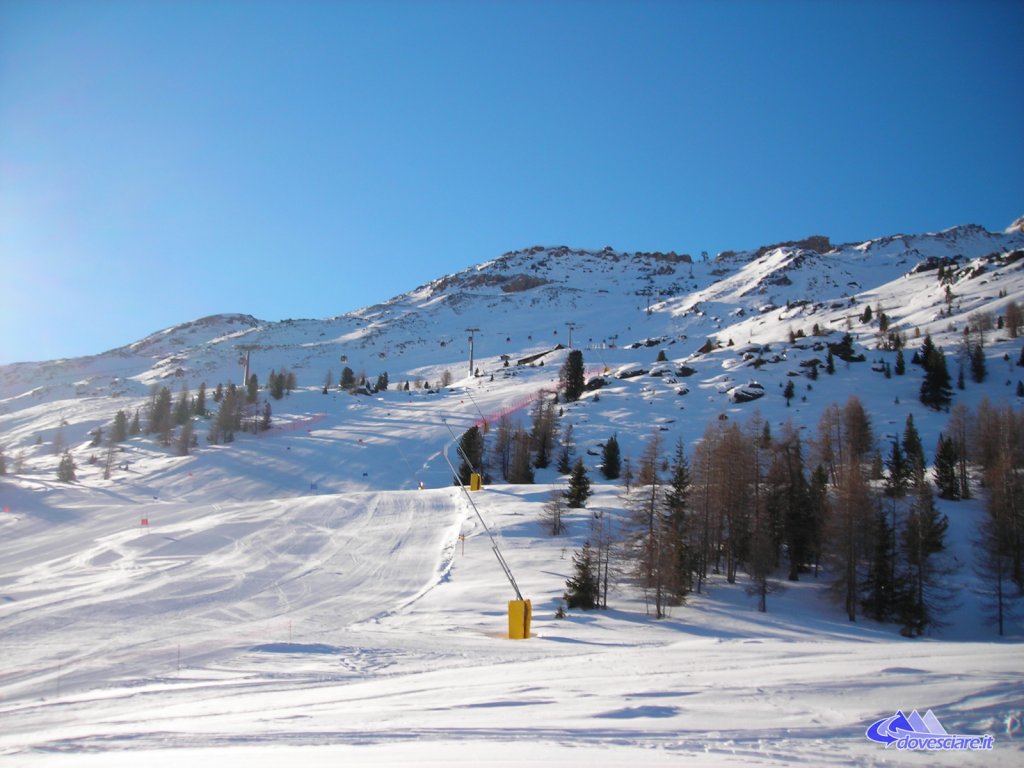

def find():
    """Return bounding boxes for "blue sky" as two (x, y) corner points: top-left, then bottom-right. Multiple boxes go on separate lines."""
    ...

(1, 0), (1022, 364)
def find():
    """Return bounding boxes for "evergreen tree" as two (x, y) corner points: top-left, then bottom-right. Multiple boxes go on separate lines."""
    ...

(970, 343), (987, 383)
(129, 409), (141, 436)
(565, 458), (592, 508)
(174, 386), (192, 426)
(932, 434), (960, 500)
(454, 426), (484, 486)
(862, 505), (900, 622)
(57, 450), (76, 482)
(111, 410), (129, 443)
(564, 543), (600, 609)
(663, 439), (693, 601)
(919, 335), (952, 411)
(176, 419), (195, 456)
(213, 383), (224, 403)
(898, 483), (950, 636)
(769, 425), (812, 581)
(147, 386), (173, 444)
(269, 370), (286, 400)
(884, 440), (910, 498)
(375, 372), (389, 391)
(261, 401), (272, 431)
(340, 366), (356, 391)
(194, 382), (207, 417)
(246, 374), (259, 404)
(895, 348), (905, 375)
(826, 350), (835, 374)
(210, 384), (241, 444)
(601, 434), (621, 480)
(902, 414), (926, 485)
(561, 350), (585, 402)
(783, 379), (795, 406)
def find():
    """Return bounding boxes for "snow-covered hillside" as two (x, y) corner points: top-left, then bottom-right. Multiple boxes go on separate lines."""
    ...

(1, 219), (1023, 765)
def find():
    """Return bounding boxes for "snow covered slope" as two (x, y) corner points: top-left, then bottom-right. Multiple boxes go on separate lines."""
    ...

(1, 218), (1023, 765)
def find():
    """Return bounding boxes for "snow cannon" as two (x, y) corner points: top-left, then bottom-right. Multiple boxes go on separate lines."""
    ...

(508, 599), (532, 640)
(443, 420), (530, 639)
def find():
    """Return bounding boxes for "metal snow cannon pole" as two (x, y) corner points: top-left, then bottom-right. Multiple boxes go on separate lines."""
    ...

(443, 420), (531, 639)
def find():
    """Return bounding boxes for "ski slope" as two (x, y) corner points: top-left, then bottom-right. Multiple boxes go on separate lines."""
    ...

(1, 221), (1023, 765)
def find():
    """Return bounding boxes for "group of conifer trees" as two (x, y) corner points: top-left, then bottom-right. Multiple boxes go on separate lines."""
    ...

(557, 396), (1021, 636)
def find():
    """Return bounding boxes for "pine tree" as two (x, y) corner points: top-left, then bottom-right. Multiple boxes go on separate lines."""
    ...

(898, 483), (950, 637)
(601, 434), (621, 480)
(565, 458), (592, 508)
(902, 414), (925, 485)
(561, 350), (585, 402)
(884, 440), (910, 498)
(769, 425), (812, 581)
(269, 371), (286, 400)
(129, 409), (141, 435)
(210, 384), (241, 444)
(375, 372), (389, 391)
(246, 374), (259, 404)
(261, 401), (272, 431)
(783, 379), (795, 406)
(932, 434), (960, 500)
(826, 350), (835, 374)
(970, 343), (987, 383)
(174, 386), (192, 426)
(194, 382), (207, 417)
(176, 419), (194, 456)
(919, 335), (952, 410)
(147, 386), (173, 444)
(111, 410), (128, 442)
(340, 366), (356, 391)
(862, 505), (900, 622)
(454, 426), (484, 486)
(663, 439), (693, 601)
(564, 543), (600, 609)
(895, 348), (905, 375)
(57, 450), (76, 482)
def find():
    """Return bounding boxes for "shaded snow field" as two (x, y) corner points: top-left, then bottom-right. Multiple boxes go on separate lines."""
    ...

(0, 475), (1020, 766)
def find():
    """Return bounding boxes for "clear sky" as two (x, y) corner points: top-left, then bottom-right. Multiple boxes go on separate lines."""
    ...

(1, 0), (1022, 364)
